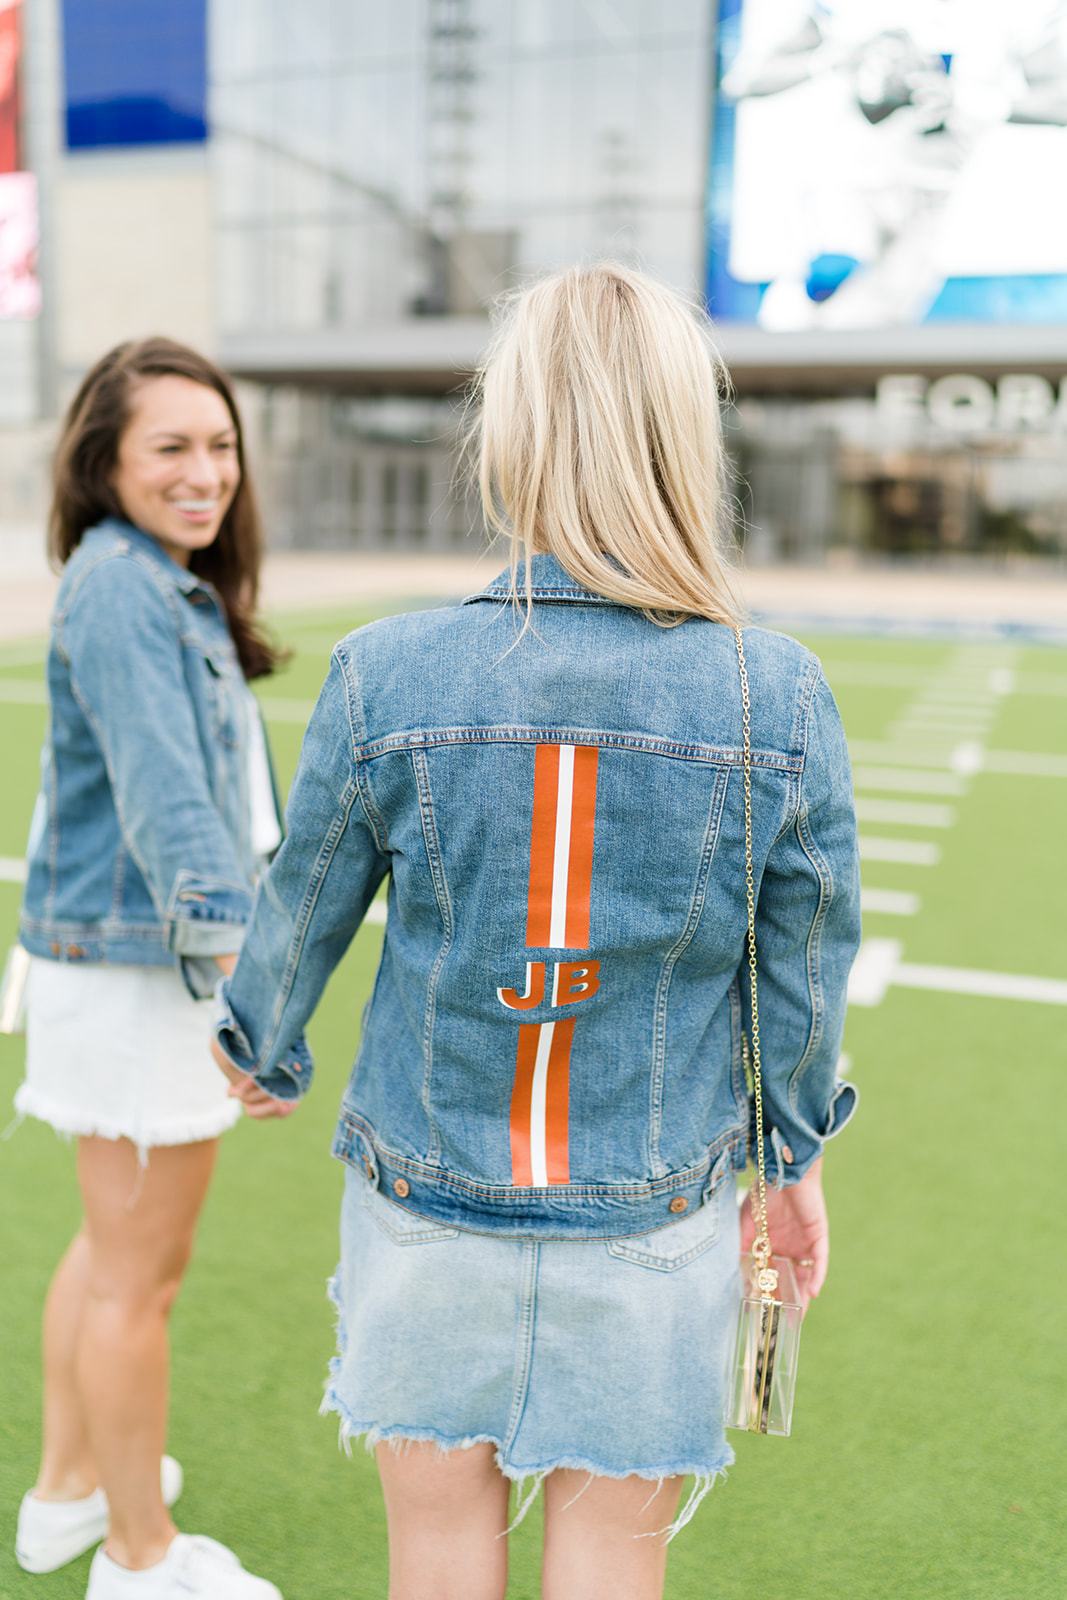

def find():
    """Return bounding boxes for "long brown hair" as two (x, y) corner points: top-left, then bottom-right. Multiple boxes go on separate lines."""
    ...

(49, 337), (283, 679)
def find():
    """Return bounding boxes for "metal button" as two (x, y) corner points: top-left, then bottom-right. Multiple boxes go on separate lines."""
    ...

(291, 1061), (301, 1073)
(393, 1177), (410, 1199)
(66, 944), (85, 958)
(50, 942), (61, 956)
(669, 1196), (688, 1215)
(782, 1144), (795, 1164)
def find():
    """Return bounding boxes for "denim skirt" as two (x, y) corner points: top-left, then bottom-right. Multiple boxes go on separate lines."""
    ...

(323, 1163), (741, 1525)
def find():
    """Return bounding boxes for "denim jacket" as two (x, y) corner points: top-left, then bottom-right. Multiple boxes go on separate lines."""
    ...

(20, 519), (268, 994)
(216, 555), (861, 1240)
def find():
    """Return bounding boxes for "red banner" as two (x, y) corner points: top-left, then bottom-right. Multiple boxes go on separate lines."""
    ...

(0, 0), (20, 176)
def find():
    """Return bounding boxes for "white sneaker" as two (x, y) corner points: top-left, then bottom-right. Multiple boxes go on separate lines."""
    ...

(86, 1534), (283, 1598)
(15, 1456), (184, 1573)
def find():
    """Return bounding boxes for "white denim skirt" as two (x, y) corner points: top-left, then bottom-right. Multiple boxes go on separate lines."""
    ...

(15, 958), (240, 1158)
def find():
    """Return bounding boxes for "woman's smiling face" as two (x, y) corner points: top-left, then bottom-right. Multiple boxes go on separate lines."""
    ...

(111, 375), (241, 566)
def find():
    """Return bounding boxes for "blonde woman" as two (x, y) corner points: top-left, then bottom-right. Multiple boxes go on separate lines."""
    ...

(210, 265), (861, 1600)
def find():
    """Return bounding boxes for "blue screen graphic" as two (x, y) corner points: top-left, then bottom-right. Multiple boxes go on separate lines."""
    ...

(707, 0), (1067, 328)
(63, 0), (207, 150)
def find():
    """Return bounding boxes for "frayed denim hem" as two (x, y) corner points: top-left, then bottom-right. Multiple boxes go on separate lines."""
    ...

(319, 1392), (729, 1543)
(320, 1270), (731, 1542)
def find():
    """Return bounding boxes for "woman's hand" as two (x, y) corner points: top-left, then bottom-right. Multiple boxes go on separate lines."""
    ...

(739, 1156), (828, 1306)
(210, 1036), (298, 1121)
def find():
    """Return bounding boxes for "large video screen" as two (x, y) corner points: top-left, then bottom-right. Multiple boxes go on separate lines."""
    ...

(708, 0), (1067, 328)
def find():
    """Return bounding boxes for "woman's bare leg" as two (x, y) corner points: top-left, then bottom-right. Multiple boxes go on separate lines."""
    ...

(75, 1135), (218, 1569)
(541, 1470), (684, 1600)
(375, 1440), (510, 1600)
(35, 1229), (97, 1499)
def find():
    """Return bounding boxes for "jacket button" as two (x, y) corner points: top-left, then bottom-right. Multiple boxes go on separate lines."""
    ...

(669, 1196), (688, 1215)
(393, 1177), (410, 1199)
(50, 942), (61, 956)
(781, 1145), (795, 1164)
(66, 944), (85, 959)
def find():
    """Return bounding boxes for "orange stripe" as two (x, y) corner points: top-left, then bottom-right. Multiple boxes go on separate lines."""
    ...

(508, 1024), (539, 1185)
(564, 745), (598, 948)
(525, 744), (559, 946)
(544, 1016), (575, 1184)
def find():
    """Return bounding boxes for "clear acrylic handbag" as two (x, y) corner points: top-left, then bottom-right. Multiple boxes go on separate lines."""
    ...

(725, 626), (803, 1437)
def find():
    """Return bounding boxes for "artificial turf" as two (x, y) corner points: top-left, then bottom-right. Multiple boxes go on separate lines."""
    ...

(0, 609), (1064, 1600)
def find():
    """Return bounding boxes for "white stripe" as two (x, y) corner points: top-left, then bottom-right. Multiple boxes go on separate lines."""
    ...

(982, 751), (1067, 778)
(860, 888), (920, 916)
(0, 856), (28, 883)
(950, 742), (986, 776)
(988, 668), (1015, 694)
(848, 939), (902, 1005)
(859, 837), (941, 865)
(364, 900), (387, 925)
(0, 680), (47, 705)
(854, 799), (955, 828)
(853, 767), (966, 796)
(529, 1022), (554, 1186)
(548, 745), (574, 949)
(896, 962), (1067, 1006)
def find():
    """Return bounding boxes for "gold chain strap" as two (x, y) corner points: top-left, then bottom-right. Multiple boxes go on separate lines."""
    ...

(735, 626), (779, 1300)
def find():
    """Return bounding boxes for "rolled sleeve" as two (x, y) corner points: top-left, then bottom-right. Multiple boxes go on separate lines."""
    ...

(746, 666), (862, 1187)
(212, 648), (389, 1101)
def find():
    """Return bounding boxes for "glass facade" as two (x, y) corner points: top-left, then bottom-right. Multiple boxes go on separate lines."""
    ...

(211, 0), (713, 334)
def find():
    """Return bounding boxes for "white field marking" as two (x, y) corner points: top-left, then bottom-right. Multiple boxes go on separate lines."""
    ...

(0, 680), (47, 705)
(0, 857), (28, 883)
(895, 962), (1067, 1006)
(848, 939), (902, 1005)
(1012, 673), (1067, 695)
(950, 742), (986, 776)
(854, 799), (955, 828)
(846, 742), (957, 767)
(549, 745), (575, 948)
(860, 888), (920, 916)
(988, 668), (1015, 694)
(982, 751), (1067, 778)
(529, 1022), (555, 1186)
(819, 664), (931, 688)
(848, 939), (1067, 1009)
(364, 901), (387, 925)
(859, 837), (941, 865)
(256, 697), (317, 723)
(904, 703), (995, 720)
(0, 645), (46, 669)
(852, 767), (966, 796)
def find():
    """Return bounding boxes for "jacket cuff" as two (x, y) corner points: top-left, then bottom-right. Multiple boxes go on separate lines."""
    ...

(213, 977), (314, 1103)
(164, 871), (254, 956)
(760, 1078), (860, 1189)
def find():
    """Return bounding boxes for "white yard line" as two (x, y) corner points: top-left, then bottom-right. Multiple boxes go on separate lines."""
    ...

(854, 799), (955, 827)
(852, 767), (966, 795)
(364, 901), (387, 925)
(982, 751), (1067, 778)
(0, 680), (47, 705)
(859, 837), (941, 865)
(848, 937), (1067, 1007)
(0, 857), (27, 883)
(860, 888), (920, 916)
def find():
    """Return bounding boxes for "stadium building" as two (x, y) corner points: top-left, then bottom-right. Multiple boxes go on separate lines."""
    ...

(4, 0), (1067, 561)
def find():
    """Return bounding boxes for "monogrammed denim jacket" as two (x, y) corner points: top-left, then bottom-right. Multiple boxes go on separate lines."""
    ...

(20, 519), (267, 994)
(216, 556), (861, 1240)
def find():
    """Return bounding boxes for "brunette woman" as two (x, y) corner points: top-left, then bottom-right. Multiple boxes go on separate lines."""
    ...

(14, 339), (289, 1600)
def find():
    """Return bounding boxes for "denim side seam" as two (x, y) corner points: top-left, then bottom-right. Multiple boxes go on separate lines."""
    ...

(62, 670), (168, 918)
(410, 747), (453, 1166)
(258, 777), (363, 1069)
(647, 765), (729, 1178)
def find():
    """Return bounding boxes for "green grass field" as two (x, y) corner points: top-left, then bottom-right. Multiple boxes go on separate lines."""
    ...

(1, 606), (1065, 1600)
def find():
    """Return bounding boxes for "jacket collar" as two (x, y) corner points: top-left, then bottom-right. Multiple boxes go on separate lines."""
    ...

(86, 517), (213, 597)
(464, 552), (620, 607)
